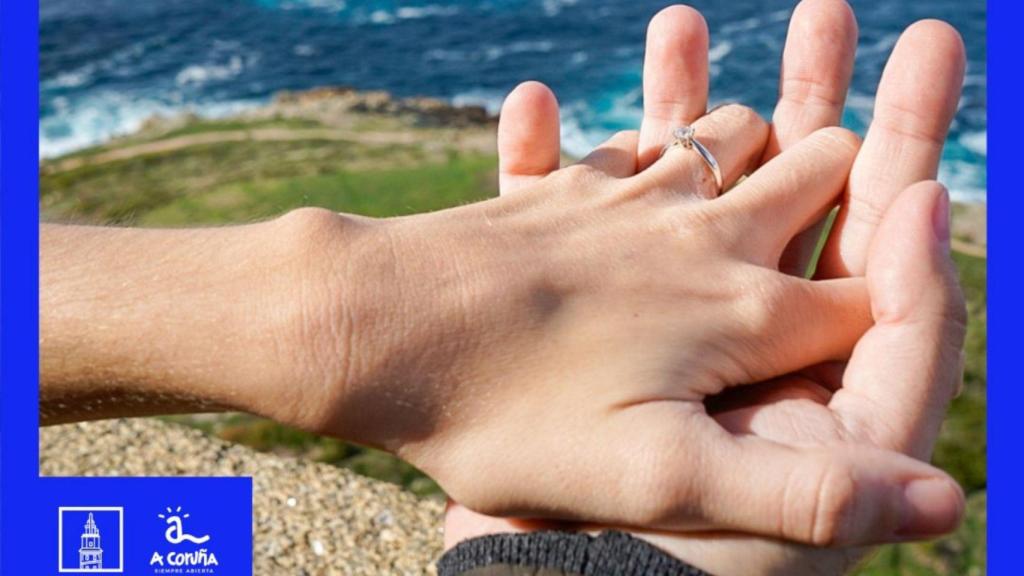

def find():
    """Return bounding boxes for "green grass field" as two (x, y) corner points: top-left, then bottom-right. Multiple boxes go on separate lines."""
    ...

(41, 115), (986, 575)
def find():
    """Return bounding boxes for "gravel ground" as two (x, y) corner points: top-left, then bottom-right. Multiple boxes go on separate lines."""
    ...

(40, 418), (445, 575)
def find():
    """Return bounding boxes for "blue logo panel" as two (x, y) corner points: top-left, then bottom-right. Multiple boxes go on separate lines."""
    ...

(22, 477), (253, 575)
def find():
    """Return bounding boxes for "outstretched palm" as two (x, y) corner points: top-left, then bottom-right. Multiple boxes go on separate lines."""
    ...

(444, 1), (968, 574)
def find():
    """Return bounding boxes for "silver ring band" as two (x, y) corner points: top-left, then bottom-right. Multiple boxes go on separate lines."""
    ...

(660, 126), (724, 194)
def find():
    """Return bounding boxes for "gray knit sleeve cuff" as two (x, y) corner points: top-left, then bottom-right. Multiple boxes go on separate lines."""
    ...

(436, 530), (711, 576)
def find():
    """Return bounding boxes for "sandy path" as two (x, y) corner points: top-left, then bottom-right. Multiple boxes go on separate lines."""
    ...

(48, 127), (456, 172)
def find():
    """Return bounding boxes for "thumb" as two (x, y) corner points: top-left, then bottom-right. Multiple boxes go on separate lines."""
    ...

(830, 180), (968, 458)
(697, 435), (965, 546)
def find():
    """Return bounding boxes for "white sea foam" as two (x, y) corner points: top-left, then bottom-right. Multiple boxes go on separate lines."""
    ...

(46, 67), (95, 90)
(42, 39), (153, 92)
(940, 160), (986, 204)
(396, 5), (460, 20)
(541, 0), (580, 17)
(559, 113), (603, 160)
(39, 92), (261, 159)
(175, 56), (246, 87)
(450, 90), (505, 116)
(857, 32), (900, 57)
(279, 0), (346, 12)
(720, 16), (763, 34)
(369, 10), (395, 24)
(708, 41), (733, 63)
(485, 40), (555, 61)
(424, 48), (466, 62)
(428, 40), (555, 63)
(961, 131), (987, 156)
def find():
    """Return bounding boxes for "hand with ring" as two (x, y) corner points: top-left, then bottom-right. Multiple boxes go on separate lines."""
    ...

(39, 0), (967, 564)
(444, 1), (968, 574)
(44, 87), (958, 550)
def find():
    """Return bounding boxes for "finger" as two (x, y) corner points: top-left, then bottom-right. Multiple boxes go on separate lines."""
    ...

(579, 130), (639, 178)
(724, 273), (872, 385)
(830, 181), (967, 460)
(695, 432), (965, 546)
(639, 104), (769, 197)
(766, 0), (858, 160)
(498, 81), (562, 195)
(818, 20), (965, 278)
(770, 0), (858, 275)
(637, 5), (710, 170)
(717, 127), (859, 265)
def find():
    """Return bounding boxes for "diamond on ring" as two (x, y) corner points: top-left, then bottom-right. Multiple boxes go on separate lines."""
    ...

(672, 125), (696, 148)
(660, 124), (724, 195)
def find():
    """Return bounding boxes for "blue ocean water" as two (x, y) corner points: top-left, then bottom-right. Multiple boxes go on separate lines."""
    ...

(40, 0), (986, 201)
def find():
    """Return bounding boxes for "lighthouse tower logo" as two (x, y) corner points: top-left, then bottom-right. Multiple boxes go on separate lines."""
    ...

(78, 512), (103, 569)
(58, 507), (124, 573)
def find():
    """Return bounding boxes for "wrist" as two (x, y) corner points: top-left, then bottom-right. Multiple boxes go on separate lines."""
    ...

(40, 222), (307, 422)
(270, 200), (549, 454)
(235, 208), (382, 434)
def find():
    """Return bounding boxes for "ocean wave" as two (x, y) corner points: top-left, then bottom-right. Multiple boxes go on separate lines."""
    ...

(175, 56), (246, 87)
(396, 5), (460, 19)
(940, 160), (987, 204)
(273, 0), (347, 12)
(46, 67), (95, 90)
(266, 1), (460, 20)
(42, 39), (154, 92)
(856, 32), (901, 57)
(559, 112), (602, 160)
(541, 0), (580, 17)
(960, 130), (987, 156)
(708, 41), (733, 64)
(450, 89), (505, 116)
(719, 8), (790, 34)
(426, 40), (555, 63)
(39, 93), (261, 159)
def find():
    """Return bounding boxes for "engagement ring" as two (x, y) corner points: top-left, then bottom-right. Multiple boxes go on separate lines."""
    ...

(660, 125), (724, 195)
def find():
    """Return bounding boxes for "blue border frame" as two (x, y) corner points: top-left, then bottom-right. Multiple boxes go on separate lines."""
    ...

(0, 0), (1012, 573)
(1, 0), (42, 569)
(986, 0), (1018, 572)
(2, 0), (43, 568)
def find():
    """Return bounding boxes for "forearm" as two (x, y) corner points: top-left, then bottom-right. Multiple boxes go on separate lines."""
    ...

(39, 216), (333, 424)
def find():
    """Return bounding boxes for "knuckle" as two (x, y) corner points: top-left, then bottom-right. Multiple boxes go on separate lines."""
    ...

(794, 460), (858, 547)
(779, 76), (846, 110)
(558, 163), (599, 183)
(846, 192), (888, 229)
(738, 272), (795, 336)
(811, 126), (862, 156)
(715, 103), (763, 128)
(613, 129), (640, 143)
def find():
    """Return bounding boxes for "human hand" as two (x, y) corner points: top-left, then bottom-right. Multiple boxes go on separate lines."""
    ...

(444, 1), (967, 572)
(263, 91), (971, 545)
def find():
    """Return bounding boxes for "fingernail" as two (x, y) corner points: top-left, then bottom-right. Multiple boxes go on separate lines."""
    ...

(931, 185), (951, 250)
(896, 478), (964, 539)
